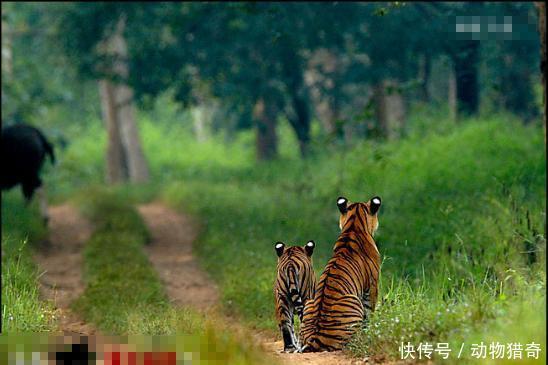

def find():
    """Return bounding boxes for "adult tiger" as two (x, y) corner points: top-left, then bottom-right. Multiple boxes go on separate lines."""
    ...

(274, 240), (317, 352)
(299, 196), (382, 352)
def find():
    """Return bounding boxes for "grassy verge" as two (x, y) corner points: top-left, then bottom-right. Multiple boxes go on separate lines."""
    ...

(71, 188), (272, 364)
(72, 188), (169, 333)
(1, 191), (56, 332)
(39, 106), (545, 361)
(158, 117), (546, 360)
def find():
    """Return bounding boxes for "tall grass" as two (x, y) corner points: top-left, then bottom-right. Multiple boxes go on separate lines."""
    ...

(71, 188), (273, 364)
(38, 101), (545, 360)
(72, 188), (194, 334)
(1, 191), (56, 332)
(158, 116), (545, 359)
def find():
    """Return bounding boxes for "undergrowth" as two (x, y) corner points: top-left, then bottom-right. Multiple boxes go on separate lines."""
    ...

(23, 102), (546, 361)
(158, 116), (546, 361)
(71, 188), (273, 364)
(1, 191), (56, 332)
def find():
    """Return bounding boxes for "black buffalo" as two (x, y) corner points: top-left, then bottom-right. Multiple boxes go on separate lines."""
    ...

(1, 124), (55, 220)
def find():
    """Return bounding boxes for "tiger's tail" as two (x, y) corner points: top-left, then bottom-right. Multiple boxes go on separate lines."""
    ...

(286, 266), (304, 314)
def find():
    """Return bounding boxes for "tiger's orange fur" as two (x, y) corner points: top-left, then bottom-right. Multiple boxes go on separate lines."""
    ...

(274, 240), (317, 352)
(299, 196), (381, 352)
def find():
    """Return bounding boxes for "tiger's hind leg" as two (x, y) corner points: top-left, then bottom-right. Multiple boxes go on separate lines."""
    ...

(276, 295), (298, 352)
(302, 294), (365, 352)
(279, 319), (298, 352)
(293, 296), (309, 350)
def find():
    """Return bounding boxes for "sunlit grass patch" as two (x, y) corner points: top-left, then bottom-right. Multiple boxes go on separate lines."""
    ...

(1, 192), (56, 332)
(160, 116), (545, 358)
(72, 189), (177, 333)
(33, 105), (545, 360)
(71, 188), (271, 364)
(1, 237), (57, 332)
(348, 269), (546, 361)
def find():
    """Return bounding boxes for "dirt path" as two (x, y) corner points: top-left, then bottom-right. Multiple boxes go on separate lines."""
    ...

(34, 204), (96, 335)
(138, 202), (367, 365)
(137, 203), (219, 309)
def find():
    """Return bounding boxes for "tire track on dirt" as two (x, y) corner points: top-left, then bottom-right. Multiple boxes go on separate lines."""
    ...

(34, 204), (96, 335)
(137, 202), (368, 365)
(137, 203), (219, 310)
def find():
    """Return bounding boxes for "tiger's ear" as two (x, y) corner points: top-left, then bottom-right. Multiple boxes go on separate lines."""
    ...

(275, 242), (285, 257)
(370, 196), (382, 215)
(337, 197), (348, 214)
(304, 240), (315, 256)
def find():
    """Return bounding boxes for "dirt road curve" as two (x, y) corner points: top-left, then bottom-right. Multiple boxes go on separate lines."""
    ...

(29, 202), (395, 364)
(137, 203), (219, 309)
(33, 202), (395, 364)
(138, 202), (370, 365)
(34, 204), (96, 335)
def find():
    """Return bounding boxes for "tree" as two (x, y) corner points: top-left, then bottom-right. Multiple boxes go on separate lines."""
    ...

(1, 3), (13, 115)
(55, 4), (149, 183)
(45, 1), (543, 162)
(1, 2), (80, 125)
(148, 2), (368, 157)
(413, 2), (481, 119)
(97, 16), (149, 183)
(479, 3), (540, 123)
(452, 39), (480, 117)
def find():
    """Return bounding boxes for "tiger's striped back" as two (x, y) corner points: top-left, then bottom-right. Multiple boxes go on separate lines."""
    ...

(299, 196), (382, 352)
(274, 241), (317, 352)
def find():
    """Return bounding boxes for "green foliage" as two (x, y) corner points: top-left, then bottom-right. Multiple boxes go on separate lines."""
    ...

(1, 192), (56, 332)
(155, 115), (545, 358)
(45, 121), (106, 202)
(70, 188), (272, 365)
(348, 270), (546, 362)
(5, 2), (542, 159)
(1, 2), (99, 125)
(71, 189), (167, 333)
(4, 83), (544, 359)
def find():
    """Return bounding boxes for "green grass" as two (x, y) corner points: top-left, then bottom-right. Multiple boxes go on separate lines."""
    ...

(156, 116), (545, 360)
(1, 191), (56, 332)
(33, 101), (546, 361)
(348, 269), (546, 363)
(71, 188), (198, 334)
(71, 188), (273, 364)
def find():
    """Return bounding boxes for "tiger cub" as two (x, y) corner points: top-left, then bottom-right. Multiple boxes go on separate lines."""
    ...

(300, 196), (382, 352)
(274, 240), (317, 352)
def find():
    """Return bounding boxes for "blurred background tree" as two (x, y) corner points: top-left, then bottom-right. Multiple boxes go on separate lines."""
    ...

(2, 1), (543, 167)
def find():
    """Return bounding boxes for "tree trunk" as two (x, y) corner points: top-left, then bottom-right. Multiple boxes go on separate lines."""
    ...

(315, 99), (337, 135)
(100, 16), (150, 183)
(192, 107), (208, 143)
(284, 58), (311, 157)
(374, 80), (406, 139)
(374, 81), (388, 139)
(116, 86), (149, 183)
(448, 63), (457, 122)
(254, 98), (278, 161)
(288, 91), (311, 158)
(418, 53), (431, 102)
(1, 6), (12, 78)
(1, 3), (13, 118)
(452, 40), (480, 118)
(385, 81), (406, 138)
(535, 2), (546, 143)
(99, 79), (128, 184)
(500, 54), (535, 123)
(305, 49), (341, 138)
